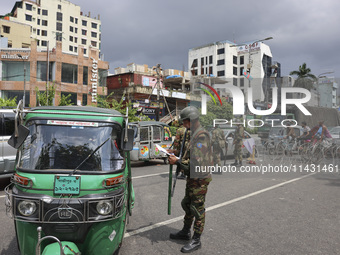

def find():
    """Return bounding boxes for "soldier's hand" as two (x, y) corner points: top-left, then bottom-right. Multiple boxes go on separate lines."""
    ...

(167, 149), (175, 154)
(168, 154), (178, 165)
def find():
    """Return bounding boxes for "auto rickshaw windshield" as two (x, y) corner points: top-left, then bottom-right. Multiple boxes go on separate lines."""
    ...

(19, 121), (124, 171)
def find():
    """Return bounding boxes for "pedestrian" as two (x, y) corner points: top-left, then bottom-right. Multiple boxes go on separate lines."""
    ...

(168, 106), (212, 253)
(231, 118), (244, 166)
(211, 124), (225, 173)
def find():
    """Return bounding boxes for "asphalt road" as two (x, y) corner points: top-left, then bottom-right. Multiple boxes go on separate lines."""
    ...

(1, 159), (340, 255)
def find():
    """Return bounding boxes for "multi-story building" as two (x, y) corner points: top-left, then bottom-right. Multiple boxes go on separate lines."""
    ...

(108, 63), (195, 121)
(2, 0), (102, 57)
(0, 40), (109, 107)
(317, 77), (338, 108)
(0, 18), (31, 48)
(188, 39), (273, 102)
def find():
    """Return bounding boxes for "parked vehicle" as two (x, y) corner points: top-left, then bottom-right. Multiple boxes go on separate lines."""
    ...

(329, 126), (340, 139)
(0, 109), (16, 179)
(129, 121), (172, 164)
(5, 102), (135, 255)
(221, 128), (254, 158)
(257, 113), (295, 139)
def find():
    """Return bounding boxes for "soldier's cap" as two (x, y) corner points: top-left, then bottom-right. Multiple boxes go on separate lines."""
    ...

(180, 106), (199, 121)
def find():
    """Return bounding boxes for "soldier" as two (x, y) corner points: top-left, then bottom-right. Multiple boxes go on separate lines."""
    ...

(231, 118), (244, 166)
(172, 119), (190, 179)
(168, 106), (212, 253)
(211, 124), (225, 174)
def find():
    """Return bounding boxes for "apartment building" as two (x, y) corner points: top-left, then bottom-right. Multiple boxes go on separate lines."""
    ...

(3, 0), (101, 56)
(0, 18), (31, 48)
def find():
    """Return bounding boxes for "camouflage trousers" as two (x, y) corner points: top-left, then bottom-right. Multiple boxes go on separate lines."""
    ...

(213, 146), (223, 166)
(182, 177), (211, 235)
(234, 141), (243, 161)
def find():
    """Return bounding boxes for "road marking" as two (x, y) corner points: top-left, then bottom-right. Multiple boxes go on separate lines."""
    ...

(132, 171), (168, 180)
(0, 195), (5, 198)
(124, 172), (316, 238)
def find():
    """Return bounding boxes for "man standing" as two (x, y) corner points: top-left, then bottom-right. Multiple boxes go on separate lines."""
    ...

(231, 119), (244, 166)
(168, 106), (212, 253)
(212, 124), (225, 173)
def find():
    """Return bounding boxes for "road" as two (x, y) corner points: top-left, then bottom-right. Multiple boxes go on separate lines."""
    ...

(1, 159), (340, 255)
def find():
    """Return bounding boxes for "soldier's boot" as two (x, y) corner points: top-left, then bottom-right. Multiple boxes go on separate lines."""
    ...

(231, 160), (238, 166)
(181, 232), (201, 253)
(238, 160), (242, 166)
(170, 225), (191, 240)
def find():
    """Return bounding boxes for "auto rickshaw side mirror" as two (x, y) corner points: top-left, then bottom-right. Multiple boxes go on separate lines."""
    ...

(120, 128), (135, 151)
(8, 124), (30, 149)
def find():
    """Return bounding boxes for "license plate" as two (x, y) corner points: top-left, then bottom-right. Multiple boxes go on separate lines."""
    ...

(54, 175), (80, 195)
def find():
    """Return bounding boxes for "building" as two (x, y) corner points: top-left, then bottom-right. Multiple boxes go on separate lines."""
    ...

(0, 40), (109, 107)
(0, 18), (31, 48)
(188, 39), (273, 102)
(108, 63), (195, 121)
(317, 77), (338, 108)
(1, 0), (102, 57)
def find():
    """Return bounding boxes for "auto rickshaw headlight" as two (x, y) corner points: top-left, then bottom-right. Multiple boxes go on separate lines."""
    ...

(18, 201), (37, 216)
(96, 201), (113, 215)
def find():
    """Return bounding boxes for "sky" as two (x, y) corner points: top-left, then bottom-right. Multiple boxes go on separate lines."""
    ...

(1, 0), (339, 78)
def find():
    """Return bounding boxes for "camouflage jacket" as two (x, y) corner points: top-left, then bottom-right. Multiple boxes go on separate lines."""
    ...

(173, 126), (190, 156)
(179, 124), (212, 179)
(234, 125), (244, 142)
(212, 127), (225, 149)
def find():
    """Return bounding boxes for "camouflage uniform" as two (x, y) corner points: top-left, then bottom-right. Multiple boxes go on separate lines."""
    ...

(177, 125), (212, 235)
(173, 125), (190, 155)
(233, 125), (244, 162)
(212, 127), (225, 167)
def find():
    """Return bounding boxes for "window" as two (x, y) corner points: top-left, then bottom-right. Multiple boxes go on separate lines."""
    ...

(91, 22), (98, 29)
(201, 68), (204, 74)
(240, 56), (244, 65)
(191, 59), (197, 68)
(209, 55), (213, 64)
(69, 45), (73, 51)
(70, 16), (74, 22)
(209, 66), (213, 75)
(91, 31), (97, 38)
(83, 66), (88, 85)
(56, 22), (62, 31)
(217, 70), (225, 77)
(91, 41), (97, 47)
(37, 19), (40, 25)
(75, 28), (78, 33)
(56, 12), (62, 21)
(41, 40), (47, 46)
(217, 59), (225, 66)
(33, 28), (36, 33)
(240, 78), (244, 87)
(26, 3), (32, 11)
(37, 9), (40, 14)
(98, 69), (108, 87)
(82, 94), (87, 106)
(233, 77), (237, 86)
(2, 26), (10, 34)
(62, 63), (78, 84)
(74, 46), (78, 53)
(25, 14), (32, 21)
(74, 37), (78, 43)
(75, 18), (78, 24)
(201, 57), (204, 66)
(233, 55), (237, 65)
(42, 9), (48, 16)
(58, 4), (61, 10)
(36, 61), (53, 81)
(1, 61), (30, 81)
(69, 36), (73, 42)
(82, 39), (87, 45)
(56, 32), (62, 42)
(42, 20), (48, 26)
(82, 29), (87, 36)
(233, 66), (237, 76)
(37, 29), (40, 35)
(41, 30), (47, 36)
(83, 49), (87, 55)
(70, 26), (73, 32)
(240, 67), (244, 76)
(191, 69), (198, 76)
(37, 40), (40, 46)
(82, 20), (87, 26)
(217, 48), (225, 54)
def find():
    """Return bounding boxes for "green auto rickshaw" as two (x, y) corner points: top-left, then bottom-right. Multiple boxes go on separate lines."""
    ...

(5, 102), (135, 255)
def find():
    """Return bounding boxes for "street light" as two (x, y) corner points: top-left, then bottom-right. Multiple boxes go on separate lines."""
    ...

(17, 54), (26, 107)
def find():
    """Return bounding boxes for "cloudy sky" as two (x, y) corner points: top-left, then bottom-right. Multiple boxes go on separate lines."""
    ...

(1, 0), (339, 77)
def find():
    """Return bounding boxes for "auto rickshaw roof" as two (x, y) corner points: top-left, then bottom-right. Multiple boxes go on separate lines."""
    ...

(130, 121), (170, 127)
(25, 106), (124, 124)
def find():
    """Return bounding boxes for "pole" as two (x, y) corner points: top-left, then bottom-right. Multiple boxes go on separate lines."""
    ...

(168, 164), (173, 215)
(23, 61), (26, 108)
(46, 41), (49, 105)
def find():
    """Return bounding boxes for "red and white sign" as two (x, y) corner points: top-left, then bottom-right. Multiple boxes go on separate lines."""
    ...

(47, 120), (98, 127)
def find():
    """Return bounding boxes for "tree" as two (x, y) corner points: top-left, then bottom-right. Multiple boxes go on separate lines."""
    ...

(289, 63), (317, 90)
(36, 83), (73, 106)
(0, 96), (17, 107)
(96, 92), (151, 122)
(199, 97), (233, 128)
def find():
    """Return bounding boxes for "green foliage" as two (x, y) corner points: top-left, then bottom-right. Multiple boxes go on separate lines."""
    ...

(96, 92), (151, 122)
(245, 127), (258, 134)
(36, 83), (73, 106)
(289, 63), (317, 90)
(199, 98), (233, 128)
(0, 96), (17, 107)
(36, 83), (56, 106)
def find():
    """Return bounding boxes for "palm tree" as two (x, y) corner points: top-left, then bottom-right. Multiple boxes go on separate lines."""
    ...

(289, 63), (317, 90)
